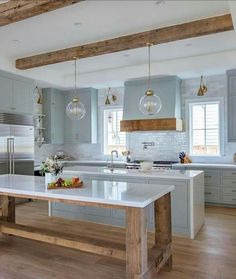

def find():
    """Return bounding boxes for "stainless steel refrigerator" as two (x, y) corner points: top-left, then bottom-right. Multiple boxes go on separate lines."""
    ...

(0, 113), (34, 177)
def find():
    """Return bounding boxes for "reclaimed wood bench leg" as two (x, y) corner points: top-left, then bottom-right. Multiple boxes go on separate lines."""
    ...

(0, 196), (15, 223)
(126, 207), (148, 279)
(154, 193), (172, 271)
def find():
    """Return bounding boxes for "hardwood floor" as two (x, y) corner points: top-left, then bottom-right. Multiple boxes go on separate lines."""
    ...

(0, 201), (235, 279)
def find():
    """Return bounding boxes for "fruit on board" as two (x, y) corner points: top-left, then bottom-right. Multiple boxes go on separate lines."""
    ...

(48, 177), (82, 188)
(72, 177), (80, 186)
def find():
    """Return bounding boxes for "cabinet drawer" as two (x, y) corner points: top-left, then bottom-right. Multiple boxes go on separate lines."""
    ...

(222, 177), (236, 187)
(222, 196), (236, 204)
(223, 188), (236, 195)
(204, 187), (221, 202)
(204, 170), (221, 187)
(222, 170), (236, 178)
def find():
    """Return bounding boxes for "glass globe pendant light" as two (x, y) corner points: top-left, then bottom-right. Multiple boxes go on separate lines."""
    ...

(66, 57), (86, 120)
(139, 43), (162, 115)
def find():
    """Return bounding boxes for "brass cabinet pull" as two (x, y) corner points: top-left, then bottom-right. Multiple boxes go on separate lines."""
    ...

(205, 192), (212, 195)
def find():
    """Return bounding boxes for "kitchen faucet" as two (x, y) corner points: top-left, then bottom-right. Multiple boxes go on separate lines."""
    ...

(110, 150), (118, 171)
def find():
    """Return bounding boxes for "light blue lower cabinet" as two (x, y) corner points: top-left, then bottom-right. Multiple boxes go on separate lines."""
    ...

(147, 179), (189, 235)
(51, 176), (148, 226)
(51, 176), (193, 237)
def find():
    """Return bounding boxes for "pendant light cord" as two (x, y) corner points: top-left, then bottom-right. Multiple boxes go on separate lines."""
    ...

(74, 58), (77, 97)
(148, 44), (151, 89)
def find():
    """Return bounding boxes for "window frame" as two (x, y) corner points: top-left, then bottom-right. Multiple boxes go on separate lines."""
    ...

(102, 106), (127, 156)
(187, 97), (224, 157)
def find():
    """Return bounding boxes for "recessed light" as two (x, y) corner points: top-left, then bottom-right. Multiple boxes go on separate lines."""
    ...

(73, 22), (82, 27)
(11, 39), (21, 43)
(155, 0), (165, 5)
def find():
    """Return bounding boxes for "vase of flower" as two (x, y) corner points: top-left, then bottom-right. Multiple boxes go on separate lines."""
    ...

(40, 158), (63, 190)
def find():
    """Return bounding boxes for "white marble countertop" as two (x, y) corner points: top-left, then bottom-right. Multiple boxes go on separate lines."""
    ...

(60, 160), (125, 166)
(34, 160), (126, 170)
(62, 166), (203, 180)
(173, 163), (236, 169)
(0, 175), (174, 208)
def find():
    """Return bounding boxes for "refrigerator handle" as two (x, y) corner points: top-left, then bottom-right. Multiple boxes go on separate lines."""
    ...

(7, 138), (12, 174)
(11, 138), (15, 174)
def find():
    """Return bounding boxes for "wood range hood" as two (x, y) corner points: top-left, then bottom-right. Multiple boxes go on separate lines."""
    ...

(120, 118), (183, 132)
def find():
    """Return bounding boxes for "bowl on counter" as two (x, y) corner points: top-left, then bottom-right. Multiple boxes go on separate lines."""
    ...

(140, 161), (153, 171)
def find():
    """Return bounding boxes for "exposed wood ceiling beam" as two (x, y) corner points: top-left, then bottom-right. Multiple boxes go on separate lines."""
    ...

(0, 0), (83, 27)
(16, 13), (233, 70)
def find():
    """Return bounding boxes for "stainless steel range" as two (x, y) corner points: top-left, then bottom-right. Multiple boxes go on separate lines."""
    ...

(125, 160), (178, 170)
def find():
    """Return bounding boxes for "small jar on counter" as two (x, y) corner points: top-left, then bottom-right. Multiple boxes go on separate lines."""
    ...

(233, 153), (236, 163)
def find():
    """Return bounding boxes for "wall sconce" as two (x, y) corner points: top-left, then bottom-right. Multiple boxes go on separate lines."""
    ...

(197, 76), (207, 96)
(105, 87), (117, 105)
(34, 86), (42, 104)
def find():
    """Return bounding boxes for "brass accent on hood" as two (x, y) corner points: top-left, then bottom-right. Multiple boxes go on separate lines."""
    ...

(120, 118), (183, 132)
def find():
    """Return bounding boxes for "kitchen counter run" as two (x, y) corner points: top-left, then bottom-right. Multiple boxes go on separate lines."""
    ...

(173, 163), (236, 169)
(62, 166), (203, 180)
(34, 160), (126, 171)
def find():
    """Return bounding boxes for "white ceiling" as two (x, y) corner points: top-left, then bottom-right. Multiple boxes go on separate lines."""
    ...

(0, 0), (235, 89)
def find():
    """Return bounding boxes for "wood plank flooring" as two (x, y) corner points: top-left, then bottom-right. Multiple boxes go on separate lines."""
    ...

(0, 201), (235, 279)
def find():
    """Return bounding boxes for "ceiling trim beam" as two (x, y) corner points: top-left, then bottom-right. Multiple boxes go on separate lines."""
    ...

(0, 0), (83, 27)
(15, 13), (233, 70)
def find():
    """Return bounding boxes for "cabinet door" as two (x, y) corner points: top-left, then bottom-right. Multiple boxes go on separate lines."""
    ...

(51, 93), (64, 144)
(204, 169), (221, 187)
(205, 187), (221, 202)
(64, 94), (78, 143)
(64, 88), (97, 144)
(77, 92), (91, 143)
(77, 89), (97, 143)
(228, 75), (236, 95)
(12, 79), (33, 114)
(228, 94), (236, 141)
(123, 77), (180, 120)
(0, 76), (12, 111)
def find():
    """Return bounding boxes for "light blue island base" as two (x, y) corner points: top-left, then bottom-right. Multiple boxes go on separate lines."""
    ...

(51, 167), (205, 239)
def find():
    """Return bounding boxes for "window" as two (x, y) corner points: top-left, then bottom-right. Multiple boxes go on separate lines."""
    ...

(189, 101), (221, 156)
(103, 108), (126, 155)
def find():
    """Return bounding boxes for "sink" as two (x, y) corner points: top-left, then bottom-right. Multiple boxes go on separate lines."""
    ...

(102, 167), (127, 174)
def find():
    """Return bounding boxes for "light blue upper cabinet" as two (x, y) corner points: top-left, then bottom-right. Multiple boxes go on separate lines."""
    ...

(227, 70), (236, 142)
(0, 70), (34, 114)
(0, 75), (12, 111)
(64, 92), (78, 143)
(64, 88), (98, 144)
(123, 76), (181, 120)
(12, 79), (33, 114)
(42, 88), (65, 144)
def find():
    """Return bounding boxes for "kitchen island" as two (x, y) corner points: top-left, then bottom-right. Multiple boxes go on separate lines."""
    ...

(56, 167), (205, 239)
(0, 174), (174, 279)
